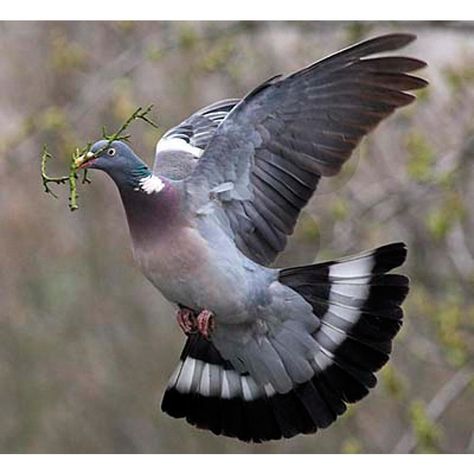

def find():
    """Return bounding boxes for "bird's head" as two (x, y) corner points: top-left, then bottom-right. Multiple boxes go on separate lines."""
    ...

(74, 140), (156, 191)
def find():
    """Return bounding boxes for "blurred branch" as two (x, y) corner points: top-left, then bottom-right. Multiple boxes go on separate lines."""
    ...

(12, 23), (254, 166)
(392, 367), (473, 453)
(398, 334), (448, 368)
(458, 137), (474, 261)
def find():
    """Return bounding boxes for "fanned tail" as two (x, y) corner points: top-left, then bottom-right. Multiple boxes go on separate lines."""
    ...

(161, 243), (409, 442)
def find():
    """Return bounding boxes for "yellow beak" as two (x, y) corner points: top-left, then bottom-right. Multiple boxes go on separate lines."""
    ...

(74, 151), (95, 168)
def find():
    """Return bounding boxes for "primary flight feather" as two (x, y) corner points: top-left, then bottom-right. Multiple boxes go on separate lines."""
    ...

(76, 33), (427, 442)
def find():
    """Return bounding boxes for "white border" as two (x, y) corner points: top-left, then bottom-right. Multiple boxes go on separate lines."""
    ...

(0, 454), (471, 471)
(0, 1), (473, 20)
(0, 3), (473, 464)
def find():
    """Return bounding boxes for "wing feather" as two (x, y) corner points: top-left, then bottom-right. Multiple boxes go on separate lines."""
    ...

(153, 98), (240, 178)
(184, 34), (427, 265)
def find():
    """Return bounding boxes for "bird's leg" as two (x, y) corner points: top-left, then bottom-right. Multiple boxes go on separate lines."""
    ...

(196, 310), (215, 339)
(176, 305), (198, 335)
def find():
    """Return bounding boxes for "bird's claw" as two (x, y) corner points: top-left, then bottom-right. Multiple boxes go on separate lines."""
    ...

(176, 307), (197, 335)
(197, 309), (215, 339)
(176, 307), (215, 339)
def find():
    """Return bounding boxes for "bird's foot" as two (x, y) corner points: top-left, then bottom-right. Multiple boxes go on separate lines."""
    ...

(176, 307), (197, 335)
(197, 310), (215, 339)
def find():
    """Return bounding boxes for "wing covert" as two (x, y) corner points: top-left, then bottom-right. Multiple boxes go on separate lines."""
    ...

(154, 98), (240, 173)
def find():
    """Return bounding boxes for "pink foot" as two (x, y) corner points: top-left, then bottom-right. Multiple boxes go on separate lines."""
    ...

(176, 307), (197, 335)
(197, 310), (215, 339)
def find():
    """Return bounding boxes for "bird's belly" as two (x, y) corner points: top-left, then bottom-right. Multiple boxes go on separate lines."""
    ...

(132, 226), (249, 317)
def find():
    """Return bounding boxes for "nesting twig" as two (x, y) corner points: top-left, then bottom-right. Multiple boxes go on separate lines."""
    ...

(40, 105), (158, 211)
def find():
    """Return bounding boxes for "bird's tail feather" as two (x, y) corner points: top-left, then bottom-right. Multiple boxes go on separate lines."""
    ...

(161, 242), (408, 442)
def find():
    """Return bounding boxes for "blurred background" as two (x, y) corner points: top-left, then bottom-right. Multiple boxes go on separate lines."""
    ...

(0, 21), (473, 454)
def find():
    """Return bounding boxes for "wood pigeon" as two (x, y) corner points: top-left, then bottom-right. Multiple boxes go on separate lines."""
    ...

(75, 34), (427, 442)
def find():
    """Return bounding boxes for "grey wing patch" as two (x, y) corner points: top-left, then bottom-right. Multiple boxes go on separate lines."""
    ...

(152, 150), (200, 180)
(186, 34), (428, 266)
(153, 98), (240, 179)
(154, 98), (241, 179)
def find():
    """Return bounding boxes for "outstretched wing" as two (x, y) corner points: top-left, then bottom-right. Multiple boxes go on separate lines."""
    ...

(153, 98), (240, 179)
(184, 34), (427, 266)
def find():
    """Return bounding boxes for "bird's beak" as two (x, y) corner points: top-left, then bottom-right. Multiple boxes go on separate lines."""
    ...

(74, 151), (96, 169)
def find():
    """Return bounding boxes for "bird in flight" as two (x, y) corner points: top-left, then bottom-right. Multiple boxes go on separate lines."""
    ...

(75, 33), (427, 442)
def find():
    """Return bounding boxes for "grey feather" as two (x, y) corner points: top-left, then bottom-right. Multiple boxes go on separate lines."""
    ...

(89, 36), (420, 441)
(153, 98), (240, 179)
(185, 34), (427, 266)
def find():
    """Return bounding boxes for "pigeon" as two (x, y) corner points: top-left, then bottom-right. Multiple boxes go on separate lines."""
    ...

(75, 33), (427, 442)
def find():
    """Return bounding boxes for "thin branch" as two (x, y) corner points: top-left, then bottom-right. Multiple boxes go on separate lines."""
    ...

(40, 145), (69, 198)
(392, 367), (473, 453)
(40, 105), (158, 211)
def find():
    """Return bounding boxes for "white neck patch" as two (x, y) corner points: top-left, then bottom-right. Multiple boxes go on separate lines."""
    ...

(138, 175), (165, 194)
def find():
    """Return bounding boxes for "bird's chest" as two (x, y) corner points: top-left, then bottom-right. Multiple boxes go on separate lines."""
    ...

(133, 226), (206, 300)
(132, 226), (246, 314)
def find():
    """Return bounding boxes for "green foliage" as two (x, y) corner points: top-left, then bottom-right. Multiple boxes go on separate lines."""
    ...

(200, 39), (236, 73)
(437, 169), (457, 189)
(409, 283), (469, 367)
(406, 131), (436, 183)
(41, 106), (68, 132)
(345, 22), (372, 44)
(341, 403), (357, 421)
(425, 192), (465, 241)
(116, 21), (136, 33)
(414, 86), (431, 104)
(330, 197), (349, 221)
(298, 213), (320, 243)
(178, 24), (199, 51)
(409, 285), (435, 320)
(409, 400), (442, 453)
(381, 365), (406, 400)
(50, 29), (87, 73)
(146, 46), (165, 63)
(426, 208), (450, 241)
(341, 437), (363, 454)
(433, 298), (468, 367)
(444, 64), (474, 93)
(111, 79), (136, 122)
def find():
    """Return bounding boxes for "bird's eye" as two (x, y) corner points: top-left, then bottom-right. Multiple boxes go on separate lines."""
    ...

(107, 148), (116, 157)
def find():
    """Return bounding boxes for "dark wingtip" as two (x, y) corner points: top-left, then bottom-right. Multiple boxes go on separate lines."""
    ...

(363, 33), (416, 54)
(386, 32), (417, 44)
(366, 32), (417, 48)
(294, 32), (424, 79)
(375, 34), (429, 83)
(414, 59), (428, 70)
(412, 76), (429, 89)
(372, 242), (408, 274)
